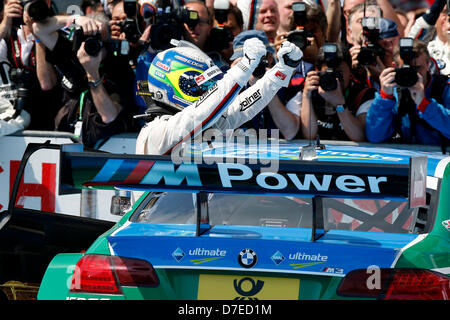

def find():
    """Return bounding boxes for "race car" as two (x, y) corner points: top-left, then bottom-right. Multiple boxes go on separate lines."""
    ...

(34, 141), (450, 300)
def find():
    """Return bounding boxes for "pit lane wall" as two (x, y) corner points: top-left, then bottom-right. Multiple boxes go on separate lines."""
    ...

(0, 131), (138, 222)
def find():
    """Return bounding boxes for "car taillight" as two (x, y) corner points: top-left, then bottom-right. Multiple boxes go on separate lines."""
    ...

(70, 254), (159, 295)
(337, 268), (450, 300)
(384, 269), (450, 300)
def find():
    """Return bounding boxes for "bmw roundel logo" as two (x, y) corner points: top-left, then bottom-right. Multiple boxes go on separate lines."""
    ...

(238, 249), (257, 268)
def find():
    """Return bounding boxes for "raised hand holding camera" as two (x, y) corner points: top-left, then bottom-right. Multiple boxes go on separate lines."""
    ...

(379, 67), (397, 96)
(149, 1), (200, 51)
(394, 38), (418, 88)
(4, 0), (23, 21)
(286, 2), (310, 51)
(76, 42), (102, 83)
(0, 0), (23, 34)
(74, 16), (104, 37)
(318, 44), (340, 92)
(7, 0), (52, 28)
(357, 17), (384, 66)
(303, 71), (320, 98)
(318, 78), (345, 107)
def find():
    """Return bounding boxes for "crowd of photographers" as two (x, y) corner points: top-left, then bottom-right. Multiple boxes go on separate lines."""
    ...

(0, 0), (448, 150)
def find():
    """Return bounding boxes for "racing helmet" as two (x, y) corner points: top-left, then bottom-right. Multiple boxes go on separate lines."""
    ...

(147, 40), (223, 113)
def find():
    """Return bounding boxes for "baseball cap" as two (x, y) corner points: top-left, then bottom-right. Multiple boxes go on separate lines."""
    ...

(230, 30), (276, 61)
(379, 18), (399, 39)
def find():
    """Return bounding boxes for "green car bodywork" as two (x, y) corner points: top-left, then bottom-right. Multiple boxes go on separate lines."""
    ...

(36, 143), (450, 300)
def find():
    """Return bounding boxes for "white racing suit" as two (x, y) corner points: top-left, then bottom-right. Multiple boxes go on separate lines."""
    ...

(408, 16), (450, 76)
(136, 43), (302, 156)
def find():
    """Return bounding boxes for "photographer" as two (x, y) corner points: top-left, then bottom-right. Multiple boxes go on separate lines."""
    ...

(223, 4), (243, 36)
(133, 1), (221, 117)
(275, 2), (328, 66)
(183, 1), (212, 51)
(0, 0), (61, 131)
(348, 6), (400, 88)
(344, 0), (405, 43)
(31, 13), (137, 148)
(365, 39), (450, 145)
(300, 43), (376, 141)
(346, 1), (381, 46)
(205, 2), (243, 66)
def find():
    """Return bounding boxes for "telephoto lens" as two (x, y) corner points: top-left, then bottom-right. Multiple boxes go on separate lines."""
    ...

(26, 0), (51, 21)
(84, 36), (103, 57)
(10, 69), (32, 112)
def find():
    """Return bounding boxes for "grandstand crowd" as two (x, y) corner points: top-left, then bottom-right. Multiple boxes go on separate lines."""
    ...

(0, 0), (448, 150)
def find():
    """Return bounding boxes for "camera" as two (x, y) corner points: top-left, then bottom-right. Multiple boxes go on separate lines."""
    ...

(10, 68), (32, 114)
(286, 2), (310, 51)
(72, 25), (103, 57)
(253, 55), (269, 78)
(209, 0), (234, 52)
(318, 44), (341, 91)
(72, 25), (130, 57)
(118, 0), (141, 44)
(357, 17), (385, 66)
(25, 0), (51, 21)
(12, 0), (52, 27)
(395, 37), (418, 87)
(149, 0), (200, 51)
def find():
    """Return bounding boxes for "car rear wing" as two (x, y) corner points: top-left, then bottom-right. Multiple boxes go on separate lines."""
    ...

(60, 143), (427, 204)
(60, 143), (430, 240)
(1, 142), (428, 241)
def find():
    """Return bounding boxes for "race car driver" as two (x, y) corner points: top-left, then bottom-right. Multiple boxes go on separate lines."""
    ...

(136, 37), (303, 156)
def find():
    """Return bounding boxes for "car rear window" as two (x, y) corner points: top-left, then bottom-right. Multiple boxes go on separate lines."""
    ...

(133, 192), (420, 234)
(322, 198), (417, 233)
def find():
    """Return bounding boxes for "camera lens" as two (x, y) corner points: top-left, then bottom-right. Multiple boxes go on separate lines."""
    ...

(395, 67), (418, 87)
(27, 0), (50, 21)
(253, 58), (268, 78)
(150, 23), (181, 51)
(84, 37), (103, 56)
(121, 20), (140, 43)
(287, 31), (308, 51)
(357, 46), (377, 66)
(209, 28), (233, 52)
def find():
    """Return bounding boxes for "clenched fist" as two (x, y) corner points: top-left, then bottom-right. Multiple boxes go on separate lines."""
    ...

(242, 37), (267, 69)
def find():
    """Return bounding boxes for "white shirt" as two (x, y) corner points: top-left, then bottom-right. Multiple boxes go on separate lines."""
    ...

(428, 37), (450, 76)
(0, 26), (35, 68)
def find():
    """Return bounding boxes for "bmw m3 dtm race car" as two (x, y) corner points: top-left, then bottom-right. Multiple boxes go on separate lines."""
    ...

(12, 140), (450, 300)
